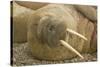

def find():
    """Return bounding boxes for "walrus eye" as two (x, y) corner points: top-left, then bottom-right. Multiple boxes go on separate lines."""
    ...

(48, 25), (55, 32)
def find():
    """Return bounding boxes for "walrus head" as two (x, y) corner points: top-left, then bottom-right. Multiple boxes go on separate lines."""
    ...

(37, 15), (67, 47)
(37, 14), (87, 47)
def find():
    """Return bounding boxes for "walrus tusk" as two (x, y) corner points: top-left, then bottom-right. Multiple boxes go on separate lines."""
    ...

(60, 40), (84, 59)
(66, 28), (87, 41)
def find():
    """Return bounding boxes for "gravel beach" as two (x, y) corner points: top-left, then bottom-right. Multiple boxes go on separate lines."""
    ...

(12, 43), (97, 66)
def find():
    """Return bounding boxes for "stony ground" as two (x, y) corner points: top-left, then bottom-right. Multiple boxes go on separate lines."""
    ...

(12, 43), (97, 66)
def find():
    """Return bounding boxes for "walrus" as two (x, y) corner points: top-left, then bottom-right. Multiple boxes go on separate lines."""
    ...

(12, 2), (34, 43)
(12, 1), (97, 46)
(15, 1), (97, 22)
(15, 1), (49, 10)
(74, 5), (97, 22)
(28, 4), (95, 60)
(12, 1), (97, 60)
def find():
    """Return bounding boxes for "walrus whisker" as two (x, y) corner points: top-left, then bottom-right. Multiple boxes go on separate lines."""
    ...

(60, 40), (84, 59)
(66, 28), (87, 41)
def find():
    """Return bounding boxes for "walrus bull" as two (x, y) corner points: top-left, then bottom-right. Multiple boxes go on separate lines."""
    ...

(28, 4), (96, 60)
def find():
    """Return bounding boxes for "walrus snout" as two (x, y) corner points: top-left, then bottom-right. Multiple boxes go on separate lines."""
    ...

(37, 15), (67, 47)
